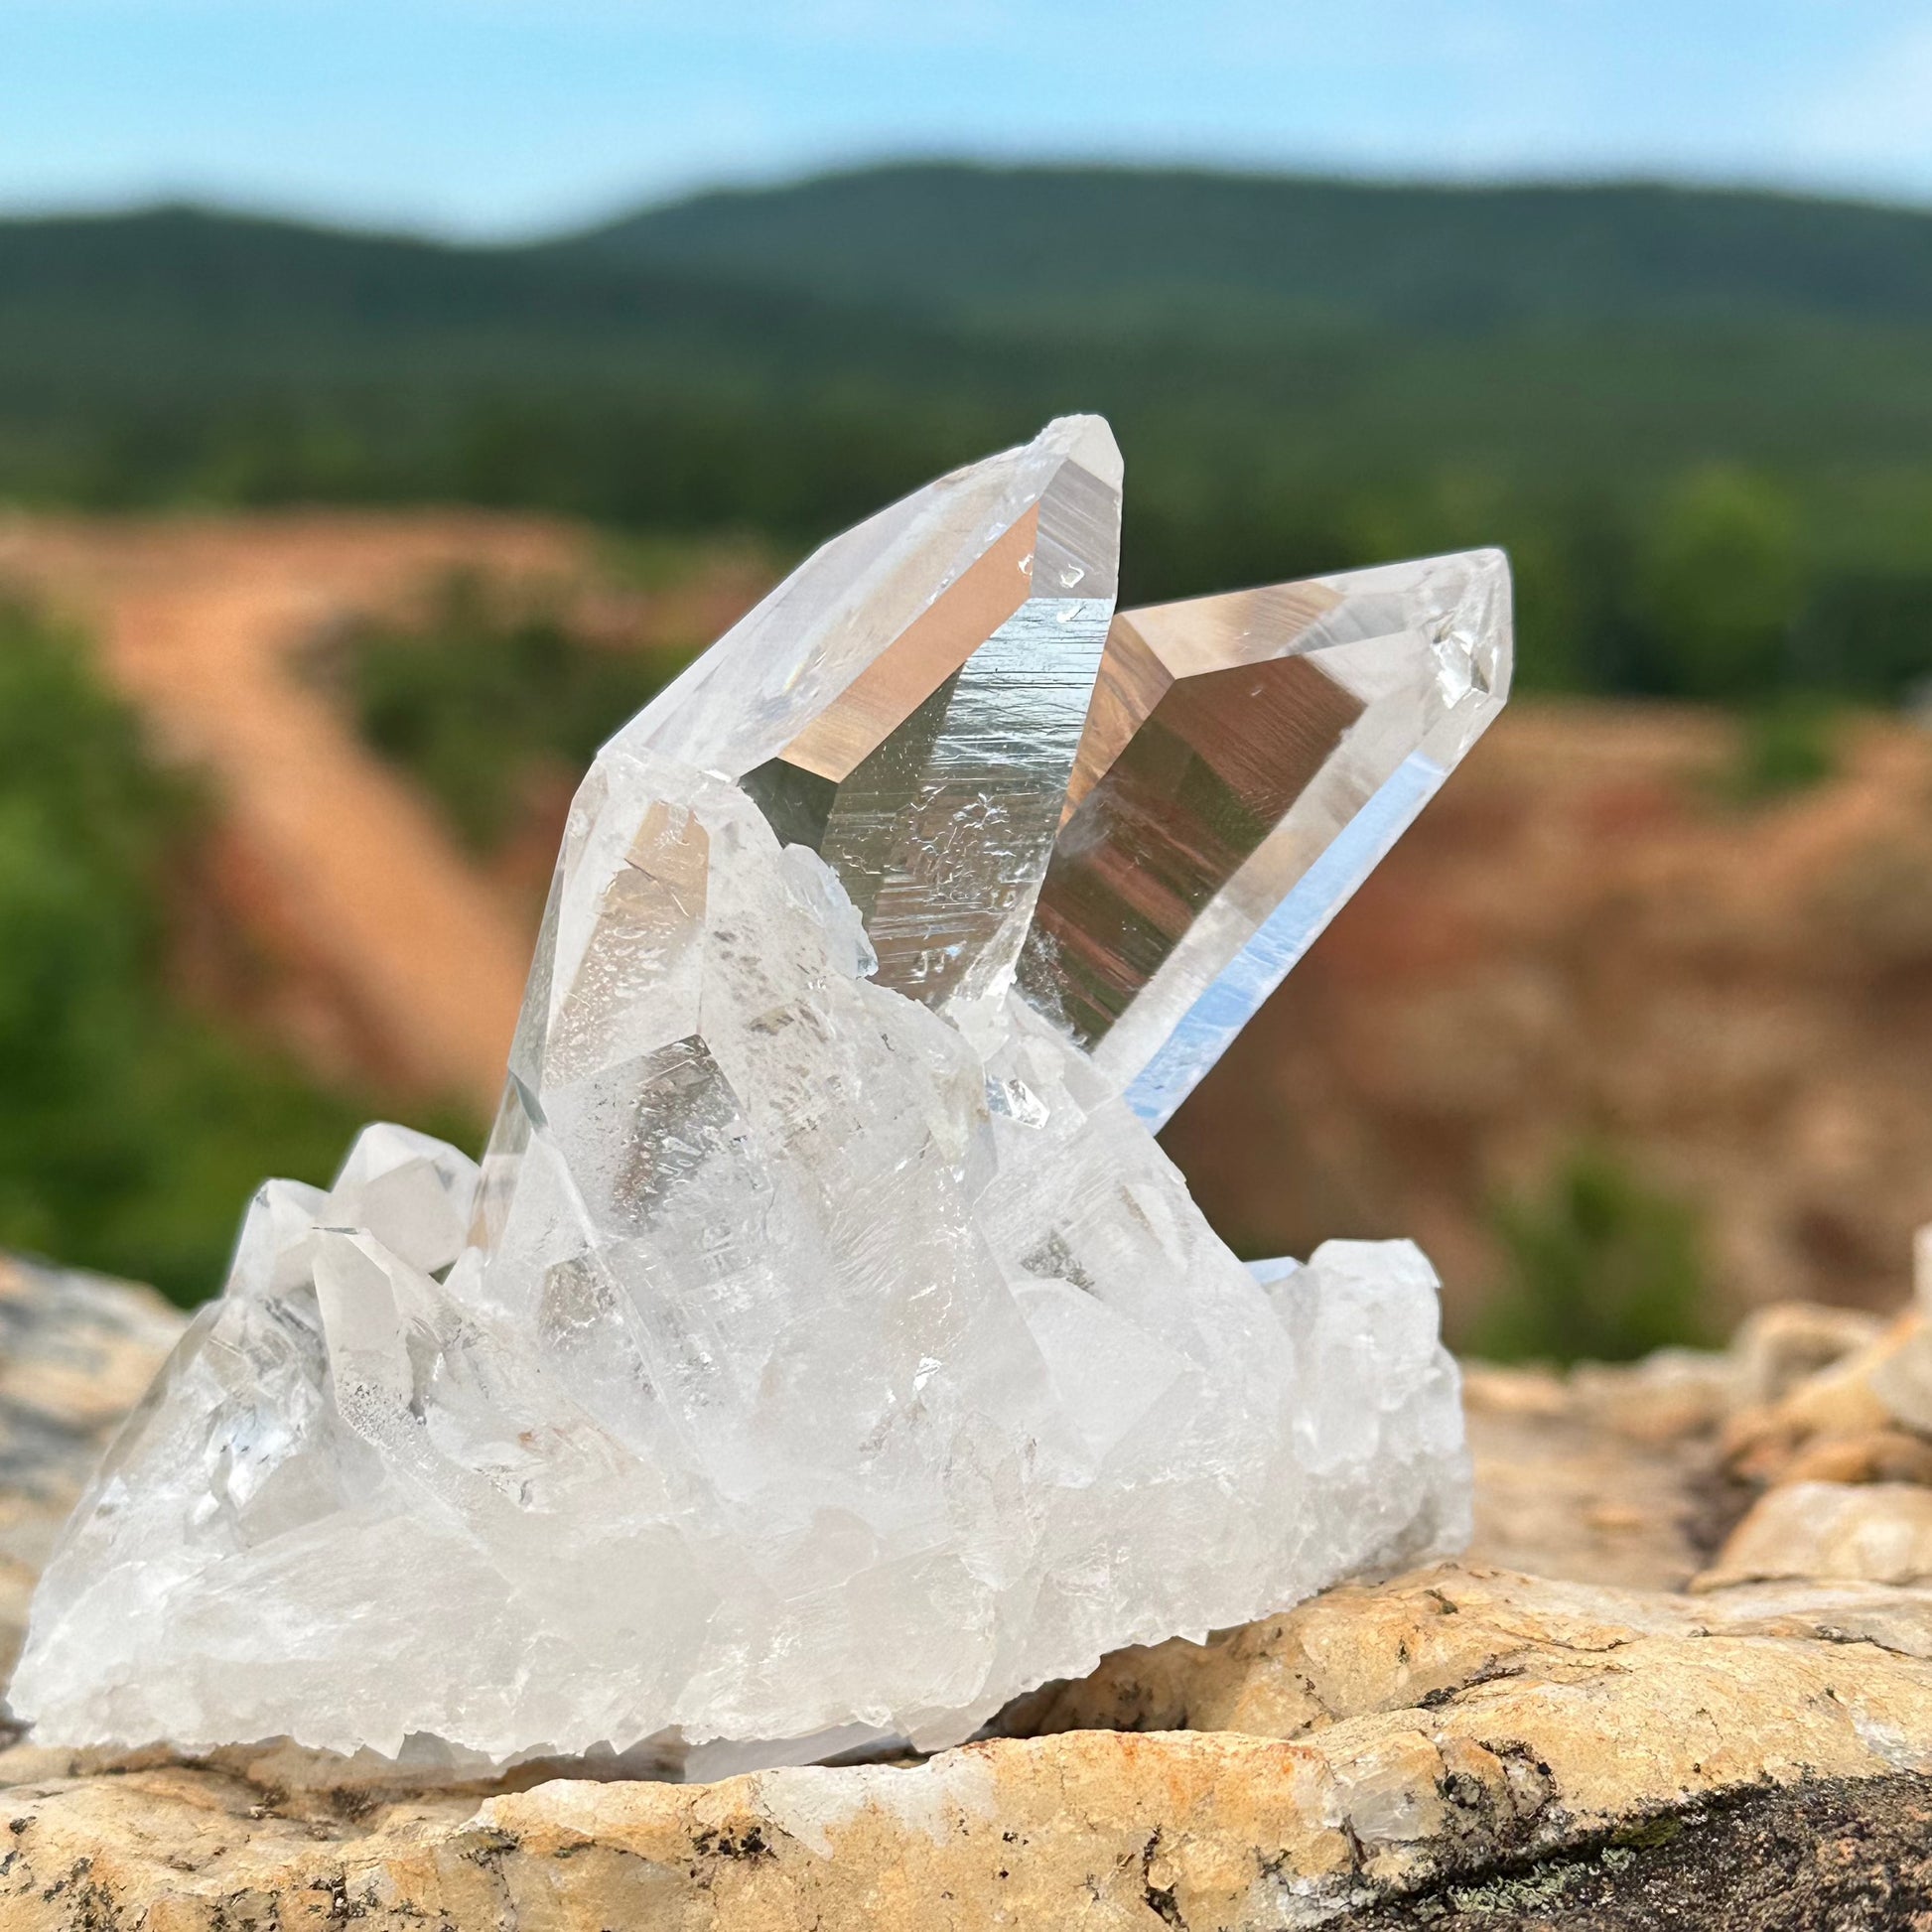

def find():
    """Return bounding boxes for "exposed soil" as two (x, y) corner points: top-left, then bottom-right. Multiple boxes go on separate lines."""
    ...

(0, 512), (759, 1111)
(1169, 700), (1932, 1327)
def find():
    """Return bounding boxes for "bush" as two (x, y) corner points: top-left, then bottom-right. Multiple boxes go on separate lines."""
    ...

(1725, 695), (1840, 801)
(1633, 467), (1803, 700)
(323, 573), (700, 854)
(1467, 1146), (1714, 1364)
(0, 602), (407, 1304)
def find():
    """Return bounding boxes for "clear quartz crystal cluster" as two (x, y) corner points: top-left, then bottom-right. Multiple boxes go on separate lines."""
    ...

(13, 417), (1510, 1773)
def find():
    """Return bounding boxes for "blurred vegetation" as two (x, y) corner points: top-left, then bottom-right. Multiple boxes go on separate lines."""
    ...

(0, 601), (437, 1306)
(1725, 695), (1842, 801)
(318, 575), (700, 853)
(6, 163), (1932, 1313)
(5, 166), (1932, 708)
(1467, 1148), (1716, 1365)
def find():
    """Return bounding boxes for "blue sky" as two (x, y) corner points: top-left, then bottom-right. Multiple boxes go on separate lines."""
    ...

(5, 1), (1932, 236)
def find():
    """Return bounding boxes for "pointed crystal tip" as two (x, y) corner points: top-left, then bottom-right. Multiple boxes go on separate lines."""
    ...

(1041, 412), (1125, 489)
(1018, 546), (1512, 1126)
(617, 413), (1125, 1008)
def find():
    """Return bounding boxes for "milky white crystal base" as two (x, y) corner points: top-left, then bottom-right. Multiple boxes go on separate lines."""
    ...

(11, 756), (1468, 1772)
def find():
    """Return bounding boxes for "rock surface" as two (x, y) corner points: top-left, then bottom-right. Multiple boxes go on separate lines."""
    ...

(0, 1256), (186, 1686)
(7, 1257), (1932, 1925)
(1697, 1479), (1932, 1589)
(1347, 1774), (1932, 1930)
(6, 1564), (1932, 1929)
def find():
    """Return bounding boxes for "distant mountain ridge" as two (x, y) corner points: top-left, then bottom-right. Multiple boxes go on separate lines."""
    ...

(566, 162), (1932, 337)
(5, 161), (1932, 700)
(0, 202), (928, 393)
(12, 161), (1932, 344)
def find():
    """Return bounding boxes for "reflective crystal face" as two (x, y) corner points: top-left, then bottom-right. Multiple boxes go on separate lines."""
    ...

(618, 415), (1122, 1007)
(12, 420), (1499, 1776)
(1017, 550), (1511, 1127)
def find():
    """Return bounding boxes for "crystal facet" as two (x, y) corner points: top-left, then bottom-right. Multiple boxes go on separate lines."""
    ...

(12, 419), (1503, 1774)
(1018, 550), (1511, 1127)
(617, 412), (1121, 1006)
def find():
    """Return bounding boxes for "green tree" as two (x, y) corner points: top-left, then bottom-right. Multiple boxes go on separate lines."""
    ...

(1468, 1146), (1713, 1365)
(1635, 467), (1804, 700)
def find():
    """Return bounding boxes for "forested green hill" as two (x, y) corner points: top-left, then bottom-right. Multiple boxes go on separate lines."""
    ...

(574, 163), (1932, 337)
(5, 164), (1932, 700)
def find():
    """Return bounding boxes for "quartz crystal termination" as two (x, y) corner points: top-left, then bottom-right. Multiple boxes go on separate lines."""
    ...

(12, 417), (1495, 1774)
(616, 411), (1121, 1006)
(1017, 551), (1511, 1128)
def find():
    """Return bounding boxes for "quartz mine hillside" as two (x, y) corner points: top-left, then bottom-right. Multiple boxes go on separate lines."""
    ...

(1168, 701), (1932, 1322)
(0, 513), (763, 1109)
(7, 1251), (1932, 1927)
(11, 505), (1932, 1333)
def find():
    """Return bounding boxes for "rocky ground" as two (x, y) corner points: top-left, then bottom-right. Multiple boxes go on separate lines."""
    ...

(3, 1253), (1932, 1926)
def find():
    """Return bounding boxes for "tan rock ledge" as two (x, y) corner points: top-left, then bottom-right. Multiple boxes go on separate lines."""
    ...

(5, 1563), (1932, 1929)
(7, 1257), (1932, 1926)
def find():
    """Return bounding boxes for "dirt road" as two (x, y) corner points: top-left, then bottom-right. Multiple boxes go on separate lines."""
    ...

(1, 513), (585, 1110)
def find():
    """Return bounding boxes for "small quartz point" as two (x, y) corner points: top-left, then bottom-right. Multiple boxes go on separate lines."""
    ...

(1018, 551), (1511, 1128)
(12, 421), (1486, 1773)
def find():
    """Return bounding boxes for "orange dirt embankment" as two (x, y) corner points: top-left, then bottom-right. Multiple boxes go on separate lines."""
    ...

(1169, 700), (1932, 1323)
(2, 514), (614, 1112)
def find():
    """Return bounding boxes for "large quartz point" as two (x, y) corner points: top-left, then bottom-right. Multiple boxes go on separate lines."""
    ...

(614, 410), (1121, 1007)
(12, 418), (1500, 1774)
